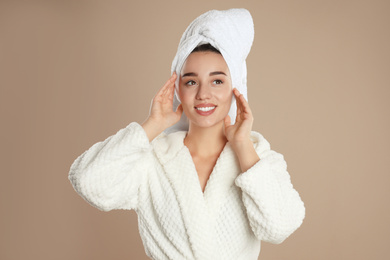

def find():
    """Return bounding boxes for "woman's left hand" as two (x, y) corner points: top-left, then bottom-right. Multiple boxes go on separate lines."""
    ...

(224, 88), (254, 145)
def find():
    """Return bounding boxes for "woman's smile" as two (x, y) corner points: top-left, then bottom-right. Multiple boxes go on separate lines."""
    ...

(194, 103), (217, 115)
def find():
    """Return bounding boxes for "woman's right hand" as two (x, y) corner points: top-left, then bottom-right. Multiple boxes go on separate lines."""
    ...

(141, 72), (183, 141)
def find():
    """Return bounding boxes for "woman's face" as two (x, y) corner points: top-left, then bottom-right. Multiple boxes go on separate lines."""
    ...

(179, 51), (233, 129)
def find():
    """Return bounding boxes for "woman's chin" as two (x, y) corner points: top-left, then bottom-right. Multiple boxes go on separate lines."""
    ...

(189, 118), (225, 129)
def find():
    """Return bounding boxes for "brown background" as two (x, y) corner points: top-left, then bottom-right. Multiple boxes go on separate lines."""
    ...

(1, 0), (389, 259)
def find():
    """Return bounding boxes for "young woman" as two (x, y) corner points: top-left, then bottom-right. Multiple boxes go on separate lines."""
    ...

(69, 9), (305, 260)
(142, 44), (261, 191)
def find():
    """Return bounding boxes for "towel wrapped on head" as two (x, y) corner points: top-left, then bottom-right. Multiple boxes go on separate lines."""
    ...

(165, 8), (255, 134)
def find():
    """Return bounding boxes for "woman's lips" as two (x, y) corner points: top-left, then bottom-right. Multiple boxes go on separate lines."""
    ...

(194, 104), (216, 116)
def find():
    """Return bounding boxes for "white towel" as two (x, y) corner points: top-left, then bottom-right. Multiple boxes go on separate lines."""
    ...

(165, 8), (255, 134)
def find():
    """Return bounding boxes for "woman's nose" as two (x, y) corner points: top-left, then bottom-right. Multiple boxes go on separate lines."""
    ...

(196, 84), (212, 100)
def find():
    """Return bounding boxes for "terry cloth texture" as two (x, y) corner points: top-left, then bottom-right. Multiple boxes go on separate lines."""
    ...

(68, 122), (306, 260)
(166, 8), (255, 134)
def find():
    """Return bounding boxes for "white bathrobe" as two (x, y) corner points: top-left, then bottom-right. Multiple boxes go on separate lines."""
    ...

(68, 122), (305, 260)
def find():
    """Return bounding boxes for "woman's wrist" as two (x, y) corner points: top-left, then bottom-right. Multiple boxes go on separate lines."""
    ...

(141, 118), (164, 142)
(230, 137), (252, 150)
(231, 138), (260, 173)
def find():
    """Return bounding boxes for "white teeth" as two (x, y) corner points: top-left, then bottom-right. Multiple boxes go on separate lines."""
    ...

(196, 106), (216, 112)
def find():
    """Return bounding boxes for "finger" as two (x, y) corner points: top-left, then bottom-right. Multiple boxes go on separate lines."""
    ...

(159, 77), (173, 94)
(235, 96), (242, 119)
(233, 88), (241, 98)
(234, 89), (250, 116)
(239, 94), (252, 115)
(157, 73), (176, 97)
(224, 114), (231, 126)
(238, 91), (245, 110)
(236, 97), (242, 113)
(167, 80), (176, 101)
(161, 76), (177, 102)
(232, 103), (241, 125)
(233, 88), (243, 112)
(175, 103), (183, 115)
(162, 75), (175, 96)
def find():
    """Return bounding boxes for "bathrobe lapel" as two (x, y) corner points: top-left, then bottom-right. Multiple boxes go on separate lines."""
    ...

(152, 131), (241, 260)
(202, 141), (241, 222)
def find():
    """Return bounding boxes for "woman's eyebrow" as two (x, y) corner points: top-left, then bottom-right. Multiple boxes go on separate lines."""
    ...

(182, 71), (227, 77)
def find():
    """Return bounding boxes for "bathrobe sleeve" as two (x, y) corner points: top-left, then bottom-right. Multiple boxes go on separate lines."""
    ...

(68, 122), (152, 212)
(234, 132), (305, 244)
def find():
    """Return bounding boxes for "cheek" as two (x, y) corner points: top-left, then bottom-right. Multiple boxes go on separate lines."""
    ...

(216, 88), (233, 106)
(178, 88), (194, 107)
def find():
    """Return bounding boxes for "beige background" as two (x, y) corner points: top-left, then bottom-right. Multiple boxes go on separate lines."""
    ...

(1, 0), (389, 259)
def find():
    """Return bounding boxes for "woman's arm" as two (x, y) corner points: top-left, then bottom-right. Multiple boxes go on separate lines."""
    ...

(234, 147), (305, 244)
(68, 122), (153, 212)
(69, 72), (184, 211)
(225, 88), (305, 244)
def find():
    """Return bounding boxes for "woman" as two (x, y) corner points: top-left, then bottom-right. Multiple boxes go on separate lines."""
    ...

(142, 44), (260, 190)
(69, 8), (305, 260)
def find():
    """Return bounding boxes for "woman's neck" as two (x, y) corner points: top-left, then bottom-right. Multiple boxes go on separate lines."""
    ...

(184, 121), (227, 158)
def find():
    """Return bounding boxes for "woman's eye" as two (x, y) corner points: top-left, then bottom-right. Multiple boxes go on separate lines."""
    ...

(186, 80), (196, 86)
(213, 79), (223, 85)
